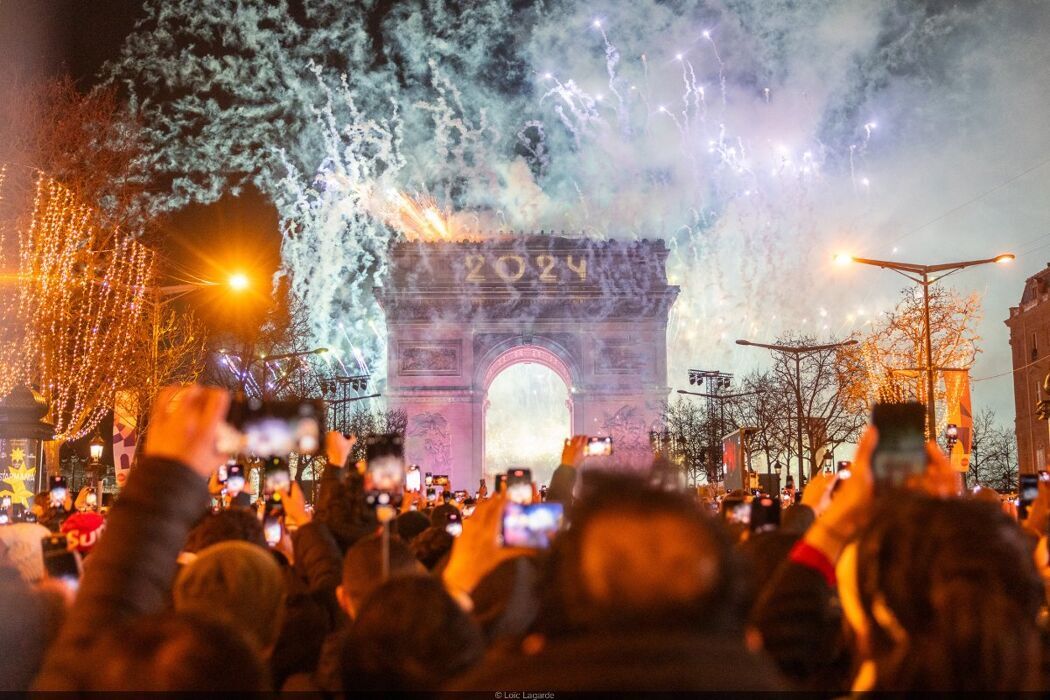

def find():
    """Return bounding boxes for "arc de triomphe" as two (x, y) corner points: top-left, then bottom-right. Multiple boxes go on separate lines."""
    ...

(374, 235), (679, 489)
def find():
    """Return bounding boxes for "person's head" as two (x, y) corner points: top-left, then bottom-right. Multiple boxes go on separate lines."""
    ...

(409, 525), (455, 571)
(780, 503), (815, 535)
(546, 476), (742, 635)
(0, 567), (55, 691)
(738, 529), (799, 613)
(183, 508), (267, 553)
(429, 503), (461, 528)
(337, 533), (424, 618)
(173, 541), (286, 655)
(85, 612), (268, 691)
(842, 495), (1043, 692)
(341, 575), (484, 691)
(315, 470), (377, 552)
(395, 510), (430, 543)
(0, 522), (50, 583)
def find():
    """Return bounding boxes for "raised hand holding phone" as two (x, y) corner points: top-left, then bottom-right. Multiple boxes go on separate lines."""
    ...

(443, 495), (534, 601)
(325, 431), (356, 468)
(802, 425), (876, 565)
(144, 385), (231, 478)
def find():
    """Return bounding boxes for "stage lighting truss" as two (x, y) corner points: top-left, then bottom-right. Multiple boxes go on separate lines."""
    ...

(686, 369), (734, 393)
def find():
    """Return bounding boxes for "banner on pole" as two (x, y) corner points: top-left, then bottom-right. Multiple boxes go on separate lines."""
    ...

(112, 390), (139, 488)
(944, 369), (973, 473)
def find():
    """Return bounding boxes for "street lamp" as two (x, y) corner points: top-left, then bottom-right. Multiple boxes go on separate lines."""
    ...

(945, 422), (959, 453)
(88, 433), (105, 463)
(148, 271), (253, 396)
(834, 252), (1014, 434)
(88, 432), (105, 509)
(736, 337), (859, 488)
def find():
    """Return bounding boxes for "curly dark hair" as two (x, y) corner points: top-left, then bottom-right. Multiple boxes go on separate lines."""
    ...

(341, 575), (484, 692)
(409, 525), (454, 571)
(855, 495), (1044, 693)
(183, 508), (266, 553)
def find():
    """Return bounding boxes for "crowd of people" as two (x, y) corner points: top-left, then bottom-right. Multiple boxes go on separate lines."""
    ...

(2, 383), (1050, 694)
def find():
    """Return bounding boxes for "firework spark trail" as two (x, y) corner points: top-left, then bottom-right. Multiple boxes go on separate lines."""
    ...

(592, 20), (630, 135)
(702, 30), (728, 107)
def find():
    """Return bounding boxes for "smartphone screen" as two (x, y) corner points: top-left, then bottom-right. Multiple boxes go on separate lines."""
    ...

(750, 496), (780, 533)
(225, 463), (246, 495)
(42, 535), (81, 588)
(722, 499), (751, 525)
(494, 474), (507, 494)
(263, 514), (283, 547)
(871, 402), (927, 490)
(406, 466), (421, 492)
(365, 434), (405, 506)
(584, 436), (613, 457)
(505, 468), (533, 504)
(264, 457), (291, 493)
(501, 502), (564, 549)
(445, 511), (463, 537)
(49, 475), (68, 507)
(219, 398), (323, 458)
(1020, 474), (1039, 506)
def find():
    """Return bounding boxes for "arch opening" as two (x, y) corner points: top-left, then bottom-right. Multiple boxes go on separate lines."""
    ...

(484, 346), (573, 487)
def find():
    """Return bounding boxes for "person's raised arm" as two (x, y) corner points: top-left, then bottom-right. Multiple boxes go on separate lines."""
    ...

(34, 385), (229, 690)
(547, 435), (587, 505)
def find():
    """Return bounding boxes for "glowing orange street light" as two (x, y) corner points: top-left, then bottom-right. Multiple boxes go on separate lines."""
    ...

(832, 250), (1015, 435)
(227, 272), (250, 292)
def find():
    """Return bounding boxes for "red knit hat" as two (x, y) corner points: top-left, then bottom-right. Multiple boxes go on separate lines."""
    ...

(61, 511), (106, 553)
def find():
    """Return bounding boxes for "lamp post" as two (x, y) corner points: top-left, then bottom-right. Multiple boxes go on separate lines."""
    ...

(149, 272), (253, 398)
(834, 252), (1014, 435)
(736, 337), (859, 489)
(773, 461), (782, 494)
(88, 432), (105, 509)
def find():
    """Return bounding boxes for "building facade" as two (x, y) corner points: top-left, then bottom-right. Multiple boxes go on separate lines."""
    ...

(1006, 265), (1050, 474)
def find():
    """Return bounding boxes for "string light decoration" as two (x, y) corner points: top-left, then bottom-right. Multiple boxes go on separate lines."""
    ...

(18, 176), (154, 442)
(0, 165), (31, 400)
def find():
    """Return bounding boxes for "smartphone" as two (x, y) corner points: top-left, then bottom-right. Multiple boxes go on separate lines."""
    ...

(870, 402), (927, 490)
(42, 534), (81, 589)
(365, 433), (405, 507)
(425, 472), (434, 487)
(461, 498), (477, 518)
(501, 502), (564, 549)
(225, 463), (246, 495)
(425, 486), (436, 502)
(494, 474), (507, 494)
(406, 465), (422, 492)
(217, 463), (229, 483)
(722, 498), (750, 525)
(263, 457), (291, 493)
(836, 460), (852, 480)
(1, 495), (11, 508)
(506, 468), (533, 505)
(85, 488), (98, 508)
(1040, 470), (1050, 483)
(1020, 474), (1039, 507)
(263, 514), (283, 547)
(431, 474), (450, 488)
(265, 495), (284, 518)
(585, 436), (613, 457)
(750, 495), (780, 533)
(445, 511), (464, 537)
(49, 475), (68, 507)
(219, 397), (323, 458)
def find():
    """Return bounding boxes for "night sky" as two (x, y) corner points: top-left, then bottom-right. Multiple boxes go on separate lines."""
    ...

(0, 0), (282, 306)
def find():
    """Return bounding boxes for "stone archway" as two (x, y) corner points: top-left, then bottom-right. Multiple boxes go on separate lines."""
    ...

(375, 235), (679, 488)
(479, 342), (580, 478)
